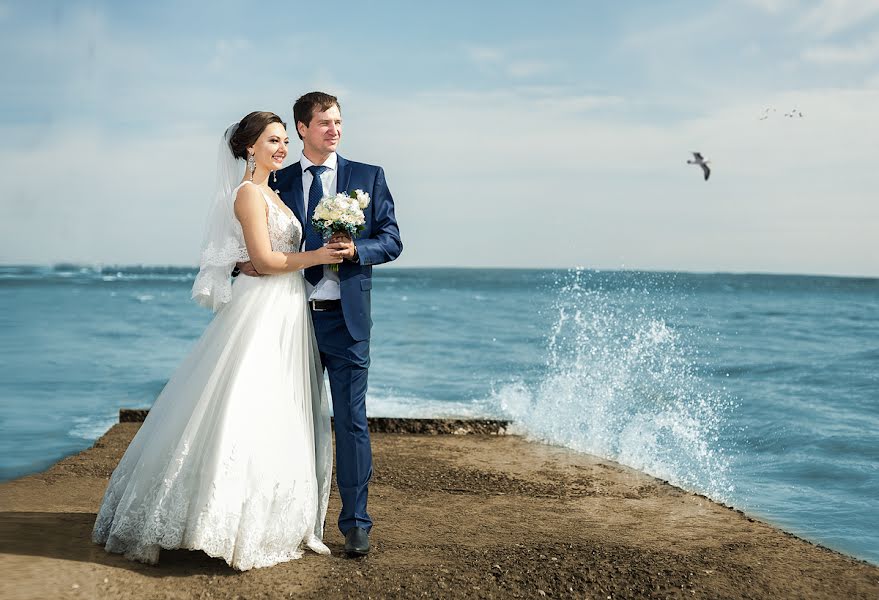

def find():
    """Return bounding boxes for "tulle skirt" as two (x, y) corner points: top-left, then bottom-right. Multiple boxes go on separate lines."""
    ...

(92, 272), (332, 570)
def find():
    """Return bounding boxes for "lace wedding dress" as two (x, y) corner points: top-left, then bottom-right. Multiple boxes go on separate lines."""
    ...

(93, 182), (332, 570)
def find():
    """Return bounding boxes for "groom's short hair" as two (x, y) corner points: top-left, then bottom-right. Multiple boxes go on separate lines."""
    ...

(293, 92), (341, 139)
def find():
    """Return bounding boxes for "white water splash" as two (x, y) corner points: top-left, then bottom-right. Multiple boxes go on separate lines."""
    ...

(69, 415), (117, 441)
(496, 269), (735, 503)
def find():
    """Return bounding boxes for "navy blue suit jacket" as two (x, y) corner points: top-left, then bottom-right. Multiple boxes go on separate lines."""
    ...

(273, 155), (402, 341)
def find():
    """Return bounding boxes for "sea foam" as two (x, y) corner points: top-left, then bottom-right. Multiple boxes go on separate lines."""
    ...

(494, 269), (737, 503)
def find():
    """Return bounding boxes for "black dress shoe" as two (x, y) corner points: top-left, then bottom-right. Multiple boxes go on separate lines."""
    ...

(344, 527), (370, 556)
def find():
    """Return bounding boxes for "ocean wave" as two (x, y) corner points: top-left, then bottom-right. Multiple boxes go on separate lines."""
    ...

(365, 393), (500, 420)
(0, 264), (198, 284)
(492, 269), (737, 504)
(69, 415), (117, 441)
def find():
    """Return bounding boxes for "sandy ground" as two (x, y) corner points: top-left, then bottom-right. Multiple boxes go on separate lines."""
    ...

(1, 421), (877, 599)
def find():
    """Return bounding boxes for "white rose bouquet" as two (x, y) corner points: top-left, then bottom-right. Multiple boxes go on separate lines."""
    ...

(311, 189), (370, 270)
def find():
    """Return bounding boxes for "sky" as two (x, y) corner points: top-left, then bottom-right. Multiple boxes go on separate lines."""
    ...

(0, 0), (877, 276)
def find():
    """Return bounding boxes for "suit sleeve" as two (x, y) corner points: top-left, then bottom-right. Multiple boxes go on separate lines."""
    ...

(354, 167), (402, 266)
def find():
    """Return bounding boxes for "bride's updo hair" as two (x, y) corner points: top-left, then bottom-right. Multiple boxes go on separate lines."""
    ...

(228, 111), (286, 160)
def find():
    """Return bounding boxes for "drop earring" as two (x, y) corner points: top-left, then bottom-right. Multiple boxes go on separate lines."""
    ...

(248, 153), (256, 181)
(273, 170), (277, 184)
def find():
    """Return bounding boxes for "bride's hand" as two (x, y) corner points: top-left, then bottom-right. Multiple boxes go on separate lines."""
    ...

(326, 238), (357, 261)
(312, 245), (345, 265)
(236, 261), (261, 277)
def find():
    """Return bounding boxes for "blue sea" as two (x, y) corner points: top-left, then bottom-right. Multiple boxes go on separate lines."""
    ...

(1, 265), (877, 564)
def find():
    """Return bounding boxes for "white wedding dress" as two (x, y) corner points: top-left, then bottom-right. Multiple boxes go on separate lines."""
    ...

(93, 182), (332, 570)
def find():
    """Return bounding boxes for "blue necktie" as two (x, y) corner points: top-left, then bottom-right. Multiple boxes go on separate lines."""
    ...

(304, 165), (329, 285)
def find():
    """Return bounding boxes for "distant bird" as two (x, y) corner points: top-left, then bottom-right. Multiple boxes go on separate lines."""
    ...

(784, 108), (804, 118)
(687, 152), (711, 181)
(758, 106), (777, 120)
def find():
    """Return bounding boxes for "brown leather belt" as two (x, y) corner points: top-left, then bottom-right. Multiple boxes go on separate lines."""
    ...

(310, 299), (342, 312)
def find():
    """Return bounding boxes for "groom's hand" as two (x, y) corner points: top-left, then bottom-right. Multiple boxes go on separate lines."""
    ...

(328, 233), (358, 262)
(235, 261), (261, 277)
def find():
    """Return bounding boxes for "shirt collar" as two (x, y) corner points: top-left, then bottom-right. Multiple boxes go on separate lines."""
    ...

(299, 152), (337, 173)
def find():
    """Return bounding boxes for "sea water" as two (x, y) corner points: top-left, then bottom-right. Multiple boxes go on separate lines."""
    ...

(1, 265), (876, 563)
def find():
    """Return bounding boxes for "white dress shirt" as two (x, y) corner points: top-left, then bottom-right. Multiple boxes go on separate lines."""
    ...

(300, 152), (341, 301)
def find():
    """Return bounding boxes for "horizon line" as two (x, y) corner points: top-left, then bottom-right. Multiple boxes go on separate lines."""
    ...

(2, 263), (877, 281)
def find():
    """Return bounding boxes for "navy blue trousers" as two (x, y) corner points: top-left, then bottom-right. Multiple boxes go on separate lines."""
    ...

(311, 308), (372, 534)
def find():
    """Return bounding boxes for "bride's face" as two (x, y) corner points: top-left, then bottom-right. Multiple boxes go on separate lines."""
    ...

(249, 123), (289, 171)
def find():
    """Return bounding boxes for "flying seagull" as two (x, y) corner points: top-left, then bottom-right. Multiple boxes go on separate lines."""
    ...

(758, 106), (776, 120)
(687, 152), (711, 181)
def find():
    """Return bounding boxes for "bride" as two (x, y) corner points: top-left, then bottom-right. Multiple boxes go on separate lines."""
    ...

(92, 112), (344, 570)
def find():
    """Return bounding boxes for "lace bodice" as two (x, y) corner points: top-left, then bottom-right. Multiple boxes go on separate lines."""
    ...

(257, 185), (302, 253)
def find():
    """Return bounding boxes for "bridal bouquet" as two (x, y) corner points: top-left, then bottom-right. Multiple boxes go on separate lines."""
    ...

(311, 190), (370, 270)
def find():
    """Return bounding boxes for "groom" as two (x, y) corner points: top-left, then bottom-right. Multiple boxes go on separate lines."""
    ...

(240, 92), (402, 556)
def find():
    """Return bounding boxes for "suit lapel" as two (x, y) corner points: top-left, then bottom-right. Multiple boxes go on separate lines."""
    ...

(334, 155), (353, 281)
(278, 163), (305, 229)
(336, 155), (351, 195)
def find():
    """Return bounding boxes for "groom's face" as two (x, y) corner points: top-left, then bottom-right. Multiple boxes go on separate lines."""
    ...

(298, 104), (342, 157)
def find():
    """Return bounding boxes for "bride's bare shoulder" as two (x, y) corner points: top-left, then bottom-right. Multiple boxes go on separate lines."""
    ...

(233, 183), (267, 220)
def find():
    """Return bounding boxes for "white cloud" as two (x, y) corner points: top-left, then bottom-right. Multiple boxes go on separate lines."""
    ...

(741, 41), (764, 58)
(620, 7), (731, 52)
(208, 38), (252, 73)
(802, 31), (879, 64)
(465, 45), (503, 65)
(742, 0), (801, 13)
(795, 0), (879, 37)
(463, 44), (554, 80)
(506, 59), (552, 78)
(543, 93), (625, 112)
(0, 126), (217, 265)
(745, 0), (879, 35)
